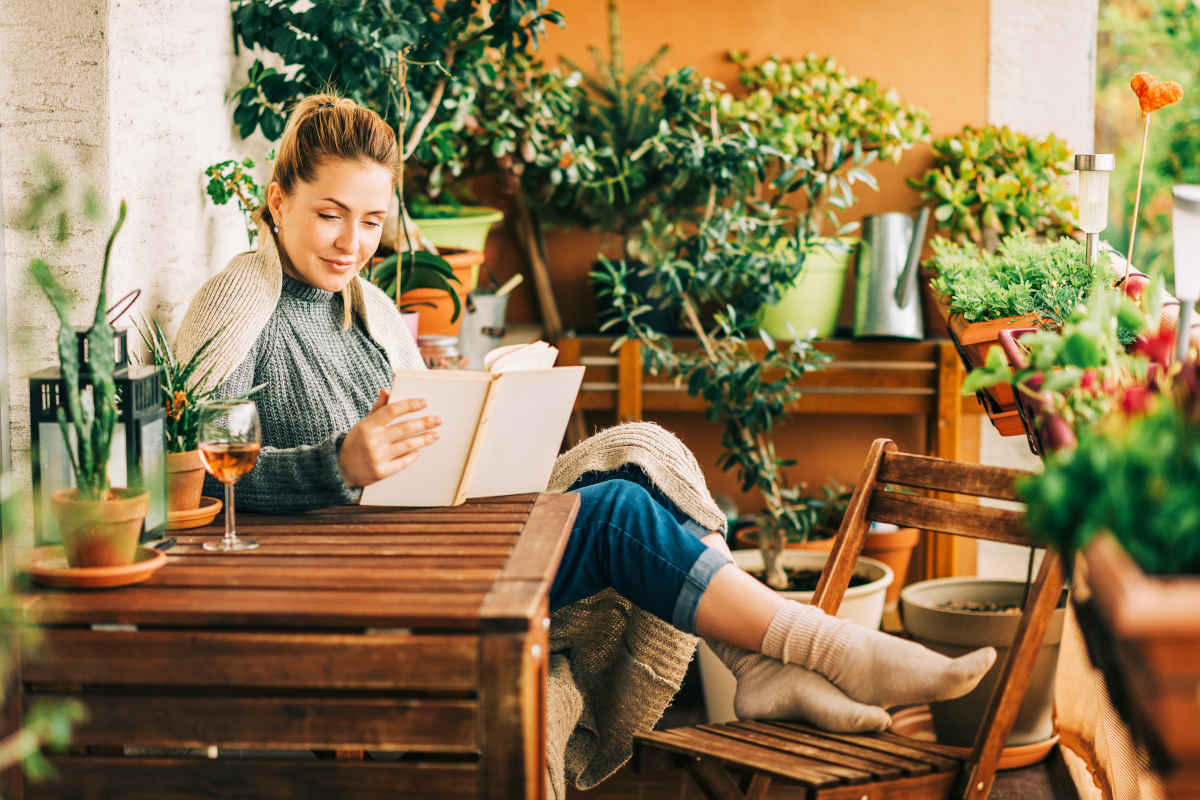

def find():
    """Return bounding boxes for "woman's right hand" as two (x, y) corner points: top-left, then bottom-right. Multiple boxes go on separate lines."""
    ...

(339, 389), (442, 487)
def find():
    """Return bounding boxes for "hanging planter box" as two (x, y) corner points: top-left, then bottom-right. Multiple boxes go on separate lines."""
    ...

(931, 289), (1042, 437)
(1077, 533), (1200, 770)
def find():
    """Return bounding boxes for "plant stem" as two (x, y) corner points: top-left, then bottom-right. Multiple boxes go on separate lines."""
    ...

(403, 49), (455, 160)
(1125, 113), (1151, 283)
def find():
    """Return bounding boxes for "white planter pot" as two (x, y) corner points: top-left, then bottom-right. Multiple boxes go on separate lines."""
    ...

(697, 549), (894, 723)
(900, 577), (1065, 747)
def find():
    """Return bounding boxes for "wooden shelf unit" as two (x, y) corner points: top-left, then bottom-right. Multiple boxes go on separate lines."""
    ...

(557, 335), (984, 580)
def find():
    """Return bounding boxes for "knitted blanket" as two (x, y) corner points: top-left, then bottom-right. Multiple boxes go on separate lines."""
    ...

(175, 233), (717, 798)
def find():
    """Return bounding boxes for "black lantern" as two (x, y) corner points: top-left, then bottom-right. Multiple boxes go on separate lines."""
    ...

(29, 327), (166, 545)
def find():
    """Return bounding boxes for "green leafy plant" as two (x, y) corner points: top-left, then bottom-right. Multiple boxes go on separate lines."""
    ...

(908, 125), (1077, 248)
(204, 153), (271, 246)
(24, 162), (127, 502)
(136, 319), (265, 453)
(366, 250), (463, 320)
(928, 234), (1110, 326)
(1019, 365), (1200, 574)
(725, 52), (930, 239)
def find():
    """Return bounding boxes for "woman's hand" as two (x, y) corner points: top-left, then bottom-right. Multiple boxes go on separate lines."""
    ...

(339, 388), (442, 487)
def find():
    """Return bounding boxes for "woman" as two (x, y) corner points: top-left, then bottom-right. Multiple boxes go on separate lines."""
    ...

(176, 94), (994, 792)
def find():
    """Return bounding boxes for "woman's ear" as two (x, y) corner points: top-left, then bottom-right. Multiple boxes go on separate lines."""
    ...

(266, 181), (284, 223)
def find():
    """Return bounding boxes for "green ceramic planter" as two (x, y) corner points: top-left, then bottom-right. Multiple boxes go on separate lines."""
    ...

(411, 206), (503, 252)
(759, 243), (853, 340)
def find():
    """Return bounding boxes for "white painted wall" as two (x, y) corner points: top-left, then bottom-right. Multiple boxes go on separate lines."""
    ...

(979, 0), (1098, 578)
(1, 0), (260, 488)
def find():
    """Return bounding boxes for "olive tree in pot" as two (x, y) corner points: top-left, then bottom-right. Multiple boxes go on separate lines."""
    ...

(593, 90), (893, 720)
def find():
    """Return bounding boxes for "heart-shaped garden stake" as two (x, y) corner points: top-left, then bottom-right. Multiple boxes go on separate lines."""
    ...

(1125, 72), (1184, 282)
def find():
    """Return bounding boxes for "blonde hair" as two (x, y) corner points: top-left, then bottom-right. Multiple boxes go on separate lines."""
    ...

(259, 93), (399, 328)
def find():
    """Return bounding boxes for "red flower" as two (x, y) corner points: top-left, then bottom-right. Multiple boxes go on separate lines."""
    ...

(1134, 325), (1175, 368)
(1121, 385), (1151, 415)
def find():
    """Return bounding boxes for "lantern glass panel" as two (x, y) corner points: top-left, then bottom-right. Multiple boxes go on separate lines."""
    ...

(1173, 185), (1200, 301)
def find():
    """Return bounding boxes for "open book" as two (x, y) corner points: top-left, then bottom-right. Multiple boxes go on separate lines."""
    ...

(359, 342), (584, 507)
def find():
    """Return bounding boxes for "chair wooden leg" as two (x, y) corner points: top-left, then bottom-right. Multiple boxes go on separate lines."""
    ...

(956, 550), (1066, 800)
(686, 757), (772, 800)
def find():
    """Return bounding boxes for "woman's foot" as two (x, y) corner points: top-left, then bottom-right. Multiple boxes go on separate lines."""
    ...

(708, 642), (891, 732)
(760, 602), (997, 709)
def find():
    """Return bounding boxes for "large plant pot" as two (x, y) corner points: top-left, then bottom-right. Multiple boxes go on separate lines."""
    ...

(698, 549), (893, 723)
(50, 487), (149, 568)
(412, 205), (503, 253)
(400, 248), (483, 337)
(759, 243), (852, 340)
(1079, 533), (1200, 767)
(165, 450), (205, 512)
(861, 525), (920, 609)
(900, 577), (1065, 747)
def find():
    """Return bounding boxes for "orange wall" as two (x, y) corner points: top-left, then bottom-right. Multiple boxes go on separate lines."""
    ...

(485, 0), (990, 327)
(478, 0), (990, 509)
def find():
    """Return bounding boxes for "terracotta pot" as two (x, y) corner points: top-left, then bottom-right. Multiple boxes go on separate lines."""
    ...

(401, 248), (484, 337)
(861, 526), (920, 609)
(933, 290), (1040, 438)
(50, 487), (149, 568)
(732, 524), (835, 552)
(166, 450), (205, 512)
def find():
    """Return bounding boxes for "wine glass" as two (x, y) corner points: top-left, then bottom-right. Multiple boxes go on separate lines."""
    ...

(198, 399), (262, 552)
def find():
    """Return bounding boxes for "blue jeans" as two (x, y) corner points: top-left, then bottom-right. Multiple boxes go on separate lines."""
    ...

(550, 465), (733, 633)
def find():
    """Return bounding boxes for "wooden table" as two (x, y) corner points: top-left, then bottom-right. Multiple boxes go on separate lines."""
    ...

(8, 493), (579, 800)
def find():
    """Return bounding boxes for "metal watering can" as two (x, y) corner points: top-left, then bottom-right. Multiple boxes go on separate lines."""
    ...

(853, 207), (931, 339)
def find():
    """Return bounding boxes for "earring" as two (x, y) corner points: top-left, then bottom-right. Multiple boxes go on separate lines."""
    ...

(272, 222), (279, 234)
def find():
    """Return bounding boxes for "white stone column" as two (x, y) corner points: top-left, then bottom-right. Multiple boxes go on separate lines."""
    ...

(978, 1), (1098, 572)
(1, 0), (250, 482)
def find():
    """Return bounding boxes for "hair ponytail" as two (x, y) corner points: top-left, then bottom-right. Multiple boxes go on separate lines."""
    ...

(258, 93), (399, 328)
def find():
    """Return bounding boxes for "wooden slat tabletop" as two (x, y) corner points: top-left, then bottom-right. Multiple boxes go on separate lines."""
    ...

(19, 492), (579, 633)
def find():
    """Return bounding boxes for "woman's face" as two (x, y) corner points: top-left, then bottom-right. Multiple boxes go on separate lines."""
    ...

(267, 157), (393, 293)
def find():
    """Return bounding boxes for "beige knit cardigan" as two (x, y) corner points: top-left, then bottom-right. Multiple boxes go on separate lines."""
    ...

(175, 232), (723, 798)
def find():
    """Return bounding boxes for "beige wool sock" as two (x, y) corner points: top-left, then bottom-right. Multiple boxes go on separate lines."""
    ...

(707, 641), (891, 732)
(759, 601), (997, 709)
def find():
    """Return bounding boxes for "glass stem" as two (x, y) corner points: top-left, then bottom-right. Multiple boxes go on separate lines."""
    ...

(224, 481), (236, 547)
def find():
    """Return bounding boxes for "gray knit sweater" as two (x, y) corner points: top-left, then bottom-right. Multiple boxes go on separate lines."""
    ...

(203, 275), (395, 512)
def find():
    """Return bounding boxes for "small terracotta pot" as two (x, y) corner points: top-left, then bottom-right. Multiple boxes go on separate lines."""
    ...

(732, 524), (835, 552)
(50, 487), (149, 568)
(166, 449), (206, 512)
(861, 526), (920, 608)
(400, 248), (484, 337)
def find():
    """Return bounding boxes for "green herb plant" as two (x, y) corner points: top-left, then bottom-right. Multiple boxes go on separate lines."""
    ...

(929, 234), (1110, 327)
(136, 319), (266, 454)
(908, 125), (1077, 249)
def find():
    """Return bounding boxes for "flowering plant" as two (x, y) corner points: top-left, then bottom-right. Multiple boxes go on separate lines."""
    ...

(137, 319), (264, 454)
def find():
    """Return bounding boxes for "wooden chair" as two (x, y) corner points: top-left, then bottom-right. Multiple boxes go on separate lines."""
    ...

(634, 438), (1065, 800)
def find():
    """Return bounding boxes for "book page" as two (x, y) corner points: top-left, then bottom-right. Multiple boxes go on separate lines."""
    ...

(464, 366), (584, 499)
(359, 370), (492, 507)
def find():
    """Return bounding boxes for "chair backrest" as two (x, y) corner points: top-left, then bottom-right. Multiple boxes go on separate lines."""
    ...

(812, 438), (1034, 616)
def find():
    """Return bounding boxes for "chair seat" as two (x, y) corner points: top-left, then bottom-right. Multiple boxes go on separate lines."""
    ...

(636, 720), (966, 798)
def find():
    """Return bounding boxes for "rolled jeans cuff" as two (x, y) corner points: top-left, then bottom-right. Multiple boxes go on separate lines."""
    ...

(671, 546), (733, 633)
